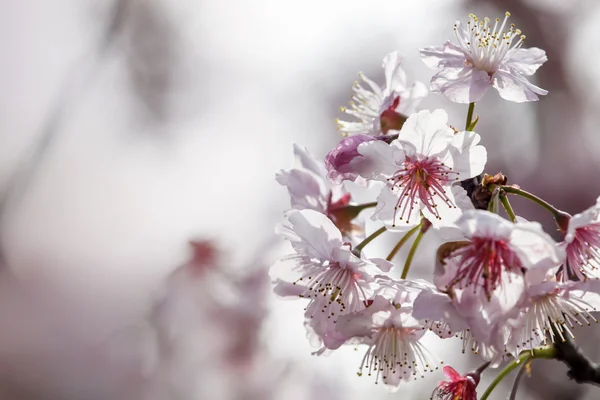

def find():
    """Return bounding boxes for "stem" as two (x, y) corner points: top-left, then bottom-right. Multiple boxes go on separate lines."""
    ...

(351, 201), (377, 211)
(400, 221), (430, 279)
(500, 194), (516, 222)
(465, 102), (476, 130)
(480, 347), (556, 400)
(353, 226), (386, 255)
(488, 187), (500, 214)
(386, 224), (420, 262)
(508, 361), (528, 400)
(480, 353), (531, 400)
(501, 186), (561, 218)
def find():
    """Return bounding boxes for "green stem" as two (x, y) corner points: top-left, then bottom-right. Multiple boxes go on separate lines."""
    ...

(352, 201), (377, 211)
(480, 346), (556, 400)
(488, 187), (500, 214)
(353, 226), (386, 255)
(400, 221), (430, 279)
(465, 102), (476, 130)
(500, 194), (516, 222)
(501, 186), (561, 218)
(386, 224), (420, 262)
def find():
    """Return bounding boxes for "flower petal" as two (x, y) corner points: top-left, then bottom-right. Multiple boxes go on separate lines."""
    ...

(351, 140), (402, 180)
(420, 41), (467, 69)
(504, 47), (547, 76)
(431, 67), (491, 104)
(492, 68), (548, 103)
(396, 109), (454, 157)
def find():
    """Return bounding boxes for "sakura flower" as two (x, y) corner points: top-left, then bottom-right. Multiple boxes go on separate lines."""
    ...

(337, 51), (427, 136)
(431, 365), (481, 400)
(273, 209), (391, 350)
(420, 12), (548, 103)
(276, 144), (362, 239)
(437, 210), (563, 299)
(351, 109), (486, 229)
(562, 196), (600, 281)
(502, 272), (600, 357)
(336, 288), (440, 389)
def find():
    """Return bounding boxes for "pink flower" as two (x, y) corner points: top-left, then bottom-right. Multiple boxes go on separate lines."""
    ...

(420, 12), (548, 103)
(501, 271), (600, 357)
(432, 365), (479, 400)
(438, 210), (563, 299)
(276, 144), (363, 239)
(351, 109), (486, 229)
(336, 284), (439, 390)
(562, 197), (600, 280)
(337, 51), (427, 136)
(273, 209), (392, 350)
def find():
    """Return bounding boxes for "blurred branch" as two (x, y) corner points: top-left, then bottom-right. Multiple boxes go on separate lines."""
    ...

(0, 0), (131, 266)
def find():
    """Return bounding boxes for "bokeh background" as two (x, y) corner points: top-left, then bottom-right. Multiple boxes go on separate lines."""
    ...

(1, 0), (600, 399)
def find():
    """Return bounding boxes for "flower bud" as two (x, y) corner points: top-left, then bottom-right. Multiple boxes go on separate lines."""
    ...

(325, 135), (375, 184)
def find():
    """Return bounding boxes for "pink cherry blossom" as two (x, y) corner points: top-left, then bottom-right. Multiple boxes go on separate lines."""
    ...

(273, 209), (391, 350)
(420, 12), (548, 103)
(336, 285), (440, 390)
(502, 271), (600, 357)
(432, 365), (479, 400)
(276, 144), (363, 239)
(562, 197), (600, 280)
(337, 51), (427, 136)
(351, 109), (486, 229)
(437, 210), (563, 299)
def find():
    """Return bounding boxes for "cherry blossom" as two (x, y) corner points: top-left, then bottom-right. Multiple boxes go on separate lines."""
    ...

(431, 365), (479, 400)
(276, 144), (362, 239)
(351, 109), (486, 229)
(337, 51), (427, 136)
(502, 271), (600, 357)
(336, 292), (439, 390)
(437, 210), (563, 298)
(273, 209), (392, 350)
(420, 12), (548, 103)
(562, 196), (600, 280)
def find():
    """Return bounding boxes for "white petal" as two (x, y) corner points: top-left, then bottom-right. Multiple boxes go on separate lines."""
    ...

(396, 109), (454, 157)
(421, 189), (463, 229)
(278, 209), (342, 260)
(510, 221), (564, 270)
(504, 47), (547, 76)
(293, 143), (328, 177)
(449, 130), (487, 178)
(276, 168), (327, 211)
(431, 67), (491, 104)
(420, 41), (467, 69)
(383, 51), (407, 94)
(492, 69), (548, 103)
(455, 210), (513, 240)
(351, 140), (402, 180)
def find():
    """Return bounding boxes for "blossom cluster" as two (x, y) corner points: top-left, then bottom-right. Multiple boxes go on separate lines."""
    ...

(273, 11), (600, 398)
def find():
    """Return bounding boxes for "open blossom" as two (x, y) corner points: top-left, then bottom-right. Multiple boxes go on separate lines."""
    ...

(437, 210), (563, 298)
(502, 271), (600, 357)
(431, 365), (480, 400)
(562, 196), (600, 281)
(273, 209), (391, 350)
(336, 293), (439, 390)
(276, 144), (362, 239)
(351, 109), (486, 229)
(337, 51), (427, 136)
(420, 12), (547, 103)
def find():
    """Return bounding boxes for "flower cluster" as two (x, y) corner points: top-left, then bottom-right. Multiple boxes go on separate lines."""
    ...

(272, 11), (600, 398)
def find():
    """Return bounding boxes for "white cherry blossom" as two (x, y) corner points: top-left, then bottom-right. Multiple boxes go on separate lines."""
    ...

(337, 51), (427, 136)
(420, 12), (548, 103)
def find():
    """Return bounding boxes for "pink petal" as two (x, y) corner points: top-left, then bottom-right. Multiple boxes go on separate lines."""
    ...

(492, 69), (548, 103)
(431, 67), (491, 104)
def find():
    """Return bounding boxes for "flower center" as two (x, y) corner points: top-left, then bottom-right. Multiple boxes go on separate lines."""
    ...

(566, 223), (600, 280)
(454, 12), (526, 74)
(516, 290), (598, 351)
(446, 237), (522, 298)
(388, 156), (459, 226)
(357, 326), (437, 383)
(295, 261), (366, 321)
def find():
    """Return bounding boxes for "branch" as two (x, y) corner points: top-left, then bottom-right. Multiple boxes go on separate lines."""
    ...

(553, 335), (600, 387)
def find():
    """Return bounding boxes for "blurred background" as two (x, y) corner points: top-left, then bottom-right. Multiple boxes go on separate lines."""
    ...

(0, 0), (600, 398)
